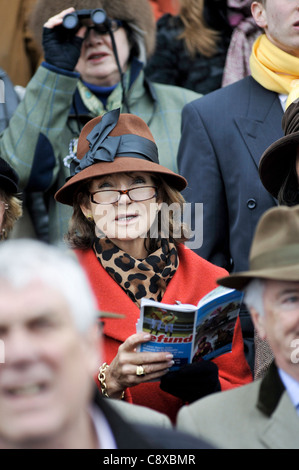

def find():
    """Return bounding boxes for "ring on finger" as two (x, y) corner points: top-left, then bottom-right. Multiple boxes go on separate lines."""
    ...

(136, 365), (145, 376)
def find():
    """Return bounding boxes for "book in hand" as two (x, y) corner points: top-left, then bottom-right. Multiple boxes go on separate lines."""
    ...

(136, 286), (243, 372)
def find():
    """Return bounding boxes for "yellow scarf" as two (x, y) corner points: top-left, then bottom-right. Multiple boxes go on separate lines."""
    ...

(250, 34), (299, 109)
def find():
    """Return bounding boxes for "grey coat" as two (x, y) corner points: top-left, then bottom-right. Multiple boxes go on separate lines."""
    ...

(176, 362), (299, 449)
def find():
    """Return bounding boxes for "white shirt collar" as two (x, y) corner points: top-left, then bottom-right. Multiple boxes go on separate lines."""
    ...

(278, 368), (299, 415)
(89, 404), (118, 449)
(278, 94), (287, 111)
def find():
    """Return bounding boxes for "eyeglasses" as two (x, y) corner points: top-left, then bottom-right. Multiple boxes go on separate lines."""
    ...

(89, 186), (157, 205)
(84, 19), (123, 37)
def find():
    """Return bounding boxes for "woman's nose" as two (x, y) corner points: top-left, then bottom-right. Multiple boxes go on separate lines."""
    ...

(83, 28), (105, 46)
(117, 192), (131, 205)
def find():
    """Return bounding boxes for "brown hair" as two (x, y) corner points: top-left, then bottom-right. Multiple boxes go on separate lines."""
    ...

(65, 174), (190, 251)
(177, 0), (220, 57)
(0, 190), (22, 240)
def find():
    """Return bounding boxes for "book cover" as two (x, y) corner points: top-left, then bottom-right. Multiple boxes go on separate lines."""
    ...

(136, 286), (243, 371)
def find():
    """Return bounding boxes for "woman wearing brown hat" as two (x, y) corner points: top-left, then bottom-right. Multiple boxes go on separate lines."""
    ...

(0, 157), (22, 240)
(0, 0), (200, 246)
(55, 108), (252, 421)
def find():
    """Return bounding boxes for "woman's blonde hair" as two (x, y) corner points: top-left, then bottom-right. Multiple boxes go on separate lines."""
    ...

(65, 174), (190, 251)
(178, 0), (220, 57)
(0, 189), (22, 240)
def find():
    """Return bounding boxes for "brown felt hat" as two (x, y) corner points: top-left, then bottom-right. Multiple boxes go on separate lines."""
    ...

(259, 99), (299, 199)
(55, 109), (187, 206)
(217, 204), (299, 290)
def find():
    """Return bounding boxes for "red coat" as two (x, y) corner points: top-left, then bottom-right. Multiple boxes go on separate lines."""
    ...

(76, 244), (252, 422)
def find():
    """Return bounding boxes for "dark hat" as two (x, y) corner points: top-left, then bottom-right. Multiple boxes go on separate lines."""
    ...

(0, 157), (19, 193)
(259, 99), (299, 199)
(217, 204), (299, 290)
(55, 109), (187, 206)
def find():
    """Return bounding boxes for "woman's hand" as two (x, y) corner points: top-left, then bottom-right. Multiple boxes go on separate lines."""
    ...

(103, 333), (174, 399)
(42, 8), (86, 71)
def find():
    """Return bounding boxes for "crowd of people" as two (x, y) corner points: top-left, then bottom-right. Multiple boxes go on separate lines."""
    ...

(0, 0), (298, 450)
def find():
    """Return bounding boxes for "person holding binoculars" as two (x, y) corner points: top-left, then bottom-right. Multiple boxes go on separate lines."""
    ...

(0, 0), (200, 245)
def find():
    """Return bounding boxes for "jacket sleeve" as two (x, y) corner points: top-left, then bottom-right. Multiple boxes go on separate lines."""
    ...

(177, 100), (232, 272)
(0, 64), (79, 191)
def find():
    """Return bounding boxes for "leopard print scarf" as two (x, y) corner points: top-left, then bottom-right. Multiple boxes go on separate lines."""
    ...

(93, 237), (179, 306)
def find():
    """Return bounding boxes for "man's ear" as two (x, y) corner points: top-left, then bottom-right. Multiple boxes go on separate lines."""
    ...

(251, 1), (267, 29)
(250, 307), (267, 341)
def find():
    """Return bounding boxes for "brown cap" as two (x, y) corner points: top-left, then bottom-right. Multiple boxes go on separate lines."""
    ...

(217, 204), (299, 290)
(55, 109), (187, 205)
(259, 99), (299, 199)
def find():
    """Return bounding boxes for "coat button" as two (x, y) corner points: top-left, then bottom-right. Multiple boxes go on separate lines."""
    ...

(247, 198), (257, 210)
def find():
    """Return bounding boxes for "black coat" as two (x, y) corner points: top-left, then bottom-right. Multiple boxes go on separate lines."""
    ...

(145, 14), (231, 95)
(177, 76), (283, 370)
(178, 76), (282, 273)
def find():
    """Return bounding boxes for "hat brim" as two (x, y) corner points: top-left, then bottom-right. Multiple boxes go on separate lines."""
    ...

(217, 263), (299, 291)
(55, 157), (187, 206)
(0, 174), (18, 193)
(98, 310), (124, 319)
(259, 132), (299, 199)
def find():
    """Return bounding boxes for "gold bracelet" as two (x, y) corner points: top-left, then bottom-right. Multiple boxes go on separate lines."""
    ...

(98, 362), (125, 399)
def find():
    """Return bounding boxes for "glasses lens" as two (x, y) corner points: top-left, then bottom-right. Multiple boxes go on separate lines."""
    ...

(92, 190), (119, 204)
(91, 186), (156, 204)
(110, 19), (122, 32)
(129, 187), (156, 201)
(93, 24), (109, 34)
(87, 19), (122, 35)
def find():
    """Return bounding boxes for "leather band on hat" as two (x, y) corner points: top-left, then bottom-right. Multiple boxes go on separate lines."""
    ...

(70, 108), (159, 176)
(250, 243), (299, 271)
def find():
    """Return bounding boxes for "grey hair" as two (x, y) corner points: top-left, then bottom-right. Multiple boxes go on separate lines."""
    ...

(127, 22), (147, 64)
(243, 278), (265, 317)
(0, 239), (98, 332)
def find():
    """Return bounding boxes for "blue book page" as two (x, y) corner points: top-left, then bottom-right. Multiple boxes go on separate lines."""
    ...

(192, 289), (243, 361)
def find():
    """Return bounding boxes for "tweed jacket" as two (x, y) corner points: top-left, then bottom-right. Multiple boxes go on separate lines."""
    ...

(177, 75), (282, 274)
(0, 62), (200, 244)
(176, 361), (299, 449)
(76, 243), (252, 423)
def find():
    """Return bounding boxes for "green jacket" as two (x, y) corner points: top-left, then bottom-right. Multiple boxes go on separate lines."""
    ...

(0, 62), (200, 243)
(177, 362), (299, 449)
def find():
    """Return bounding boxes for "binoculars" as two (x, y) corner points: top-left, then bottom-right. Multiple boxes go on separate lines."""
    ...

(62, 9), (108, 31)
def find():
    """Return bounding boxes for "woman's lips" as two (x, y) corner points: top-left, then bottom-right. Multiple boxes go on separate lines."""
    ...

(115, 214), (139, 224)
(87, 51), (108, 62)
